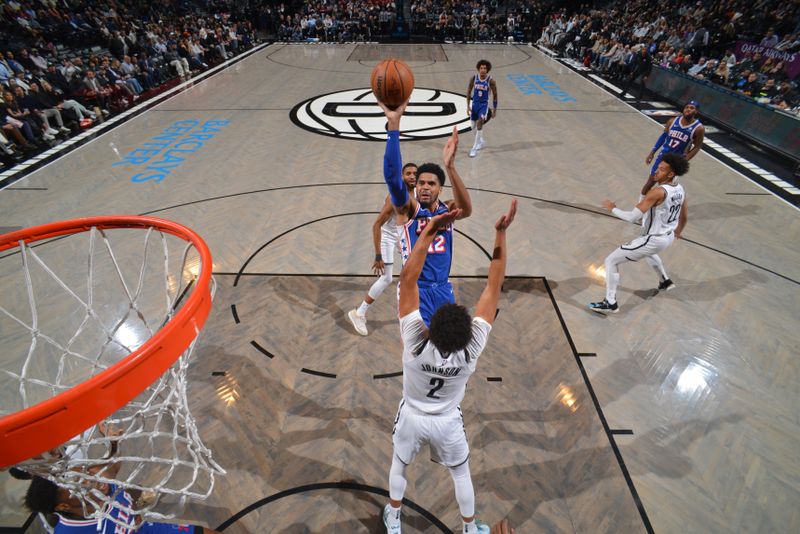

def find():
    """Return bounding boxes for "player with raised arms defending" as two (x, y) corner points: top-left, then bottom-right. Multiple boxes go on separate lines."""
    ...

(383, 199), (517, 534)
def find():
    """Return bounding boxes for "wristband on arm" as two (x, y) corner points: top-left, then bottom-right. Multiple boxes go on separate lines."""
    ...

(493, 100), (498, 110)
(375, 254), (382, 261)
(383, 131), (409, 207)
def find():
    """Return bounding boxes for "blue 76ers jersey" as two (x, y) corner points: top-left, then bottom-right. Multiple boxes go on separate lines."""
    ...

(661, 117), (701, 155)
(400, 202), (453, 284)
(55, 485), (136, 533)
(472, 74), (491, 105)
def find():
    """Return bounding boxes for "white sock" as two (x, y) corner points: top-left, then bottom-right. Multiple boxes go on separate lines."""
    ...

(477, 130), (484, 143)
(604, 260), (620, 304)
(357, 301), (370, 316)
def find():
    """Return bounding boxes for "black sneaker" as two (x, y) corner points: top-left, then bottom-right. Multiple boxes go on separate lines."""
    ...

(588, 299), (618, 313)
(658, 278), (675, 291)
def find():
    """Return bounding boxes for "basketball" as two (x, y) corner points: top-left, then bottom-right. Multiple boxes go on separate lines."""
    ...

(371, 59), (414, 109)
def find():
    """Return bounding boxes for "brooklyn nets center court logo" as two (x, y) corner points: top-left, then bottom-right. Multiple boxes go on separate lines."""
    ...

(290, 88), (471, 141)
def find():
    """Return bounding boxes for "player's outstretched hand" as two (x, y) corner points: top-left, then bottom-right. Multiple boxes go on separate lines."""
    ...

(443, 126), (459, 167)
(495, 199), (517, 231)
(601, 199), (616, 211)
(378, 99), (409, 130)
(372, 258), (386, 276)
(645, 153), (654, 164)
(490, 519), (515, 534)
(429, 208), (461, 231)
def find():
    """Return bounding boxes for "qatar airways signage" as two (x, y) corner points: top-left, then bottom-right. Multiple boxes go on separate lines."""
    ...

(734, 41), (800, 79)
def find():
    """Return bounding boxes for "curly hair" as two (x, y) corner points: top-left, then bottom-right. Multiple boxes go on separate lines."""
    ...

(416, 162), (446, 186)
(428, 304), (473, 355)
(476, 59), (492, 72)
(661, 153), (690, 176)
(25, 476), (59, 515)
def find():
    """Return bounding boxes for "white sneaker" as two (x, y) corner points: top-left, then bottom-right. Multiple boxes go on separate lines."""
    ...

(59, 126), (71, 133)
(465, 520), (490, 534)
(42, 133), (54, 141)
(383, 504), (401, 533)
(476, 139), (485, 150)
(46, 128), (59, 136)
(347, 309), (368, 336)
(469, 147), (478, 157)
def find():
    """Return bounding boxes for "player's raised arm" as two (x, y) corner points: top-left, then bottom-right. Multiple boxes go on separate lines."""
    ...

(380, 100), (412, 212)
(399, 209), (461, 317)
(474, 200), (517, 325)
(443, 127), (472, 219)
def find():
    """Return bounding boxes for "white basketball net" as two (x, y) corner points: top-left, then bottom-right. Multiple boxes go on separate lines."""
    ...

(0, 224), (224, 527)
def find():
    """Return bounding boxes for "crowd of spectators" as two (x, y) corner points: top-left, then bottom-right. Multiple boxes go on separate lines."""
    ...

(264, 1), (552, 43)
(536, 0), (800, 115)
(407, 0), (542, 43)
(1, 0), (259, 169)
(260, 1), (398, 42)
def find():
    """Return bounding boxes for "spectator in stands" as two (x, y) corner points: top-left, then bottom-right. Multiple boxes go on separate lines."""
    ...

(0, 96), (33, 151)
(3, 89), (47, 143)
(165, 43), (190, 80)
(738, 72), (762, 97)
(687, 56), (709, 77)
(40, 80), (96, 125)
(29, 48), (48, 72)
(22, 82), (71, 135)
(760, 27), (779, 48)
(4, 52), (26, 75)
(0, 53), (11, 86)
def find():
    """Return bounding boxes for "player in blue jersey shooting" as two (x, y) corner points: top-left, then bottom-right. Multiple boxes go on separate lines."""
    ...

(377, 99), (473, 326)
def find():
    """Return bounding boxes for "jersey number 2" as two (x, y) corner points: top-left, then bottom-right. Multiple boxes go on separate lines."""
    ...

(426, 377), (445, 399)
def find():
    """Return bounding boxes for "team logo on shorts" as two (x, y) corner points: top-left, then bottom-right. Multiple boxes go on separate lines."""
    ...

(290, 88), (471, 141)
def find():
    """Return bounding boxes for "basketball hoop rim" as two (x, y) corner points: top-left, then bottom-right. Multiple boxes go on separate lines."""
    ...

(0, 216), (213, 468)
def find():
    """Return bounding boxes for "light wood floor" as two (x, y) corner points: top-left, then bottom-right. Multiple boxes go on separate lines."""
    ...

(1, 44), (799, 533)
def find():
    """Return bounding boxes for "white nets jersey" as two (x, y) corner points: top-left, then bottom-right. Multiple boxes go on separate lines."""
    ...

(399, 310), (492, 414)
(643, 182), (685, 236)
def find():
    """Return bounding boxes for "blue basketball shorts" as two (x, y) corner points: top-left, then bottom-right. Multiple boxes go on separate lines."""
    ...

(649, 152), (665, 177)
(418, 282), (455, 326)
(470, 101), (489, 122)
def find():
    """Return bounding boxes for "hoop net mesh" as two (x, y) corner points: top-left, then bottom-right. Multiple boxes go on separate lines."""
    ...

(0, 222), (224, 526)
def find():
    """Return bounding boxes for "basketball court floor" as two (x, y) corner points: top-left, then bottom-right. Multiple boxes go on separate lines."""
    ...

(1, 43), (799, 533)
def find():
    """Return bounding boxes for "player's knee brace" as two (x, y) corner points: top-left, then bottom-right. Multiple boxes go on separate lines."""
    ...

(367, 263), (394, 300)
